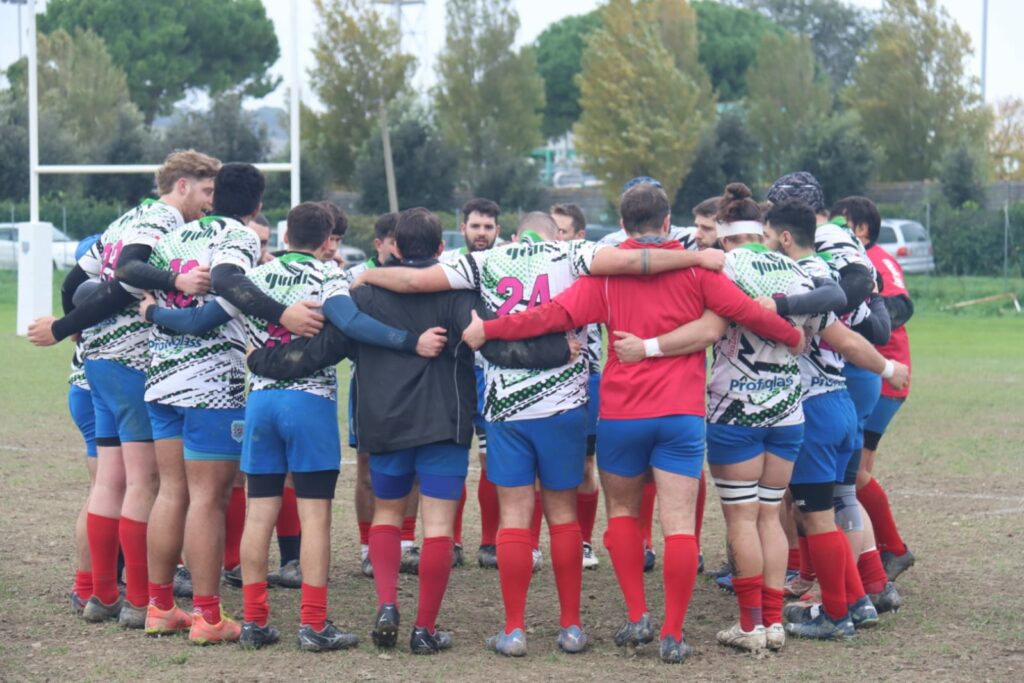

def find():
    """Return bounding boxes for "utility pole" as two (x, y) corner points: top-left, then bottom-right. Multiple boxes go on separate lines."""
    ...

(981, 0), (989, 101)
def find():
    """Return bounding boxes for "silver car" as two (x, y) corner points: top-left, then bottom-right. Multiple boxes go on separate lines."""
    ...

(878, 219), (935, 274)
(0, 224), (80, 270)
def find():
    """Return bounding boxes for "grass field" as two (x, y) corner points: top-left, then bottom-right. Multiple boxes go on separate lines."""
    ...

(1, 272), (1022, 682)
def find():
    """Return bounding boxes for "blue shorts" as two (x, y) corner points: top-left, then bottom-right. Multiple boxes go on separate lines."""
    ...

(706, 422), (804, 465)
(68, 385), (97, 457)
(370, 441), (469, 501)
(791, 392), (857, 485)
(242, 390), (340, 475)
(586, 373), (601, 436)
(864, 396), (904, 436)
(147, 402), (245, 460)
(83, 359), (152, 442)
(473, 365), (487, 430)
(347, 374), (358, 449)
(843, 363), (882, 451)
(598, 415), (705, 479)
(486, 407), (587, 490)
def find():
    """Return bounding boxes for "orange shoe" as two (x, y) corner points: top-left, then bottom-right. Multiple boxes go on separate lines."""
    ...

(189, 608), (241, 645)
(144, 604), (193, 636)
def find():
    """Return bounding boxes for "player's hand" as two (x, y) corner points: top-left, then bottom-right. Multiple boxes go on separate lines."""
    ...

(886, 360), (910, 391)
(416, 327), (448, 358)
(351, 272), (369, 289)
(612, 330), (646, 363)
(27, 316), (58, 346)
(139, 291), (156, 321)
(567, 335), (583, 362)
(697, 248), (726, 272)
(174, 265), (210, 296)
(754, 296), (777, 312)
(787, 326), (807, 356)
(281, 301), (324, 337)
(462, 310), (486, 350)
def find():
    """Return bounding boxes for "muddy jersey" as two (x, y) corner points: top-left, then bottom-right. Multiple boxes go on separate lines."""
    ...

(442, 238), (607, 422)
(144, 216), (260, 408)
(598, 225), (699, 250)
(230, 253), (350, 399)
(707, 244), (819, 428)
(77, 200), (185, 370)
(794, 255), (844, 398)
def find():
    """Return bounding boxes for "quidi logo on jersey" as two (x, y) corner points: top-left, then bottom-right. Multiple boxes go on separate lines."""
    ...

(265, 271), (307, 289)
(750, 258), (795, 277)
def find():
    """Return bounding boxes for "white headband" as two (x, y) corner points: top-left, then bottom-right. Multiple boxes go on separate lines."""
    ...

(716, 220), (763, 238)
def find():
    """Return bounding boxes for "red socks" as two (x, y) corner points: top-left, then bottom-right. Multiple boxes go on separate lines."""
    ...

(193, 594), (221, 625)
(119, 517), (149, 608)
(478, 475), (500, 546)
(242, 581), (270, 626)
(798, 535), (816, 580)
(277, 486), (301, 536)
(661, 534), (698, 640)
(529, 492), (543, 550)
(358, 521), (371, 546)
(453, 486), (467, 545)
(576, 490), (599, 544)
(73, 569), (93, 601)
(369, 525), (402, 607)
(841, 533), (867, 604)
(603, 515), (647, 621)
(223, 486), (245, 570)
(149, 581), (174, 611)
(549, 522), (583, 628)
(300, 583), (328, 631)
(788, 547), (801, 572)
(640, 482), (656, 548)
(87, 513), (120, 604)
(762, 586), (784, 627)
(732, 575), (764, 632)
(415, 536), (454, 631)
(807, 530), (849, 620)
(695, 472), (706, 546)
(496, 528), (534, 633)
(858, 478), (908, 556)
(858, 548), (889, 595)
(401, 516), (417, 543)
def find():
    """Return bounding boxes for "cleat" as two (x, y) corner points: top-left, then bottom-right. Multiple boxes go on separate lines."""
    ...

(297, 621), (359, 652)
(765, 623), (786, 650)
(711, 561), (734, 579)
(222, 565), (243, 588)
(452, 543), (465, 568)
(783, 601), (817, 625)
(118, 601), (147, 630)
(849, 596), (880, 628)
(400, 546), (421, 575)
(268, 558), (302, 589)
(82, 595), (122, 623)
(557, 625), (588, 653)
(715, 572), (735, 593)
(239, 621), (280, 650)
(785, 568), (799, 583)
(697, 553), (704, 575)
(785, 609), (855, 640)
(144, 604), (192, 636)
(582, 543), (599, 569)
(643, 545), (656, 573)
(613, 612), (654, 647)
(868, 581), (903, 614)
(173, 565), (192, 598)
(881, 547), (915, 582)
(70, 591), (88, 615)
(360, 556), (374, 578)
(410, 625), (452, 654)
(717, 622), (767, 652)
(477, 544), (498, 569)
(371, 603), (400, 649)
(659, 634), (692, 663)
(487, 628), (527, 657)
(531, 548), (543, 573)
(784, 574), (816, 599)
(189, 610), (241, 645)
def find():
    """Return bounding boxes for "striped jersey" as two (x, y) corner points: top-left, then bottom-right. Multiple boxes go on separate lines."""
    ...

(795, 254), (844, 398)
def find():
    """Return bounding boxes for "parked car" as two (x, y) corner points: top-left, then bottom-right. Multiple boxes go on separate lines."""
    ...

(338, 244), (367, 269)
(878, 219), (935, 274)
(0, 224), (80, 270)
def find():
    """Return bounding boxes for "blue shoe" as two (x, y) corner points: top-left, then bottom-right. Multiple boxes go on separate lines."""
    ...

(715, 572), (735, 593)
(643, 545), (656, 573)
(785, 609), (855, 640)
(613, 612), (654, 647)
(487, 628), (527, 657)
(849, 596), (879, 628)
(659, 634), (693, 663)
(557, 625), (588, 653)
(868, 581), (903, 614)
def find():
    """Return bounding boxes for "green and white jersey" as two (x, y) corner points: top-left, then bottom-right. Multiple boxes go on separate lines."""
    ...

(145, 216), (260, 408)
(231, 253), (350, 400)
(69, 342), (88, 389)
(707, 244), (819, 428)
(598, 225), (700, 250)
(814, 221), (871, 272)
(77, 199), (185, 371)
(583, 325), (603, 375)
(442, 238), (608, 422)
(795, 255), (845, 398)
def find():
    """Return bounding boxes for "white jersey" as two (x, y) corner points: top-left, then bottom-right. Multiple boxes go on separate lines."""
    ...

(442, 238), (607, 422)
(795, 255), (845, 398)
(598, 225), (700, 250)
(814, 221), (875, 330)
(230, 253), (350, 400)
(583, 325), (602, 375)
(145, 216), (260, 408)
(707, 244), (822, 428)
(69, 342), (88, 390)
(77, 200), (185, 371)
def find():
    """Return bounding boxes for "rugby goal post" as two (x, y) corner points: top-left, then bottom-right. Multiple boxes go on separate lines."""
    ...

(14, 0), (302, 335)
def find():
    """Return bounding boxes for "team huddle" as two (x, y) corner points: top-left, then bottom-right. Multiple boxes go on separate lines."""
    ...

(28, 150), (918, 663)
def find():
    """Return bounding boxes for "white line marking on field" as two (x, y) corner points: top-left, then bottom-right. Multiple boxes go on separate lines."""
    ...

(965, 506), (1024, 518)
(891, 488), (1023, 502)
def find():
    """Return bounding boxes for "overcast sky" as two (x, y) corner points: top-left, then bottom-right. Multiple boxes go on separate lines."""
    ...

(2, 0), (1021, 110)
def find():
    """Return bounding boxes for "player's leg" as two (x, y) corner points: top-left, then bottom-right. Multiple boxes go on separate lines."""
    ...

(355, 451), (374, 574)
(270, 476), (302, 588)
(578, 440), (600, 569)
(400, 481), (421, 574)
(68, 385), (98, 612)
(639, 469), (657, 571)
(757, 427), (802, 640)
(452, 483), (467, 567)
(222, 470), (246, 586)
(476, 433), (501, 568)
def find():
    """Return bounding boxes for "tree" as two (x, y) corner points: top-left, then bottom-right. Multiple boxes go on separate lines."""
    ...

(844, 0), (989, 181)
(990, 97), (1024, 181)
(434, 0), (545, 183)
(534, 11), (602, 140)
(731, 0), (876, 91)
(674, 110), (756, 214)
(939, 144), (986, 208)
(574, 0), (714, 203)
(40, 0), (279, 124)
(692, 1), (781, 101)
(792, 112), (876, 204)
(160, 92), (269, 164)
(745, 31), (832, 184)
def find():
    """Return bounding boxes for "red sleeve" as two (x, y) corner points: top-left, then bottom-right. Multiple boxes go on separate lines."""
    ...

(483, 301), (576, 341)
(868, 247), (909, 298)
(550, 276), (606, 328)
(698, 271), (800, 346)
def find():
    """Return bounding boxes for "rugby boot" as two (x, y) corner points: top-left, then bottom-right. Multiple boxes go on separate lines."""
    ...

(659, 634), (693, 664)
(239, 621), (280, 650)
(784, 573), (816, 600)
(222, 565), (243, 589)
(765, 623), (786, 650)
(410, 626), (452, 654)
(82, 595), (122, 623)
(613, 612), (655, 647)
(849, 596), (880, 628)
(268, 558), (302, 589)
(189, 609), (241, 645)
(643, 545), (656, 573)
(452, 543), (465, 568)
(172, 565), (192, 598)
(70, 591), (88, 615)
(868, 581), (903, 614)
(144, 604), (192, 636)
(557, 625), (588, 653)
(785, 609), (855, 640)
(582, 543), (599, 569)
(360, 556), (374, 578)
(881, 548), (916, 582)
(118, 601), (147, 630)
(531, 548), (543, 573)
(717, 623), (767, 652)
(487, 628), (527, 657)
(400, 546), (421, 575)
(297, 621), (359, 652)
(477, 544), (498, 569)
(371, 603), (400, 648)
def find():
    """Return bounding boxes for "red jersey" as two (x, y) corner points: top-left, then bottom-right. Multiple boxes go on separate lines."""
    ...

(483, 239), (801, 420)
(867, 244), (911, 398)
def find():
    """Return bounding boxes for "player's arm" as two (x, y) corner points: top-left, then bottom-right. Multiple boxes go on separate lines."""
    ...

(850, 296), (891, 346)
(700, 271), (803, 349)
(324, 292), (445, 357)
(246, 326), (355, 380)
(835, 263), (873, 315)
(612, 310), (727, 363)
(469, 278), (602, 349)
(820, 321), (908, 390)
(139, 292), (233, 335)
(115, 244), (210, 296)
(588, 245), (725, 276)
(457, 295), (572, 369)
(211, 263), (323, 337)
(36, 278), (138, 345)
(765, 277), (847, 317)
(352, 264), (453, 293)
(883, 293), (914, 328)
